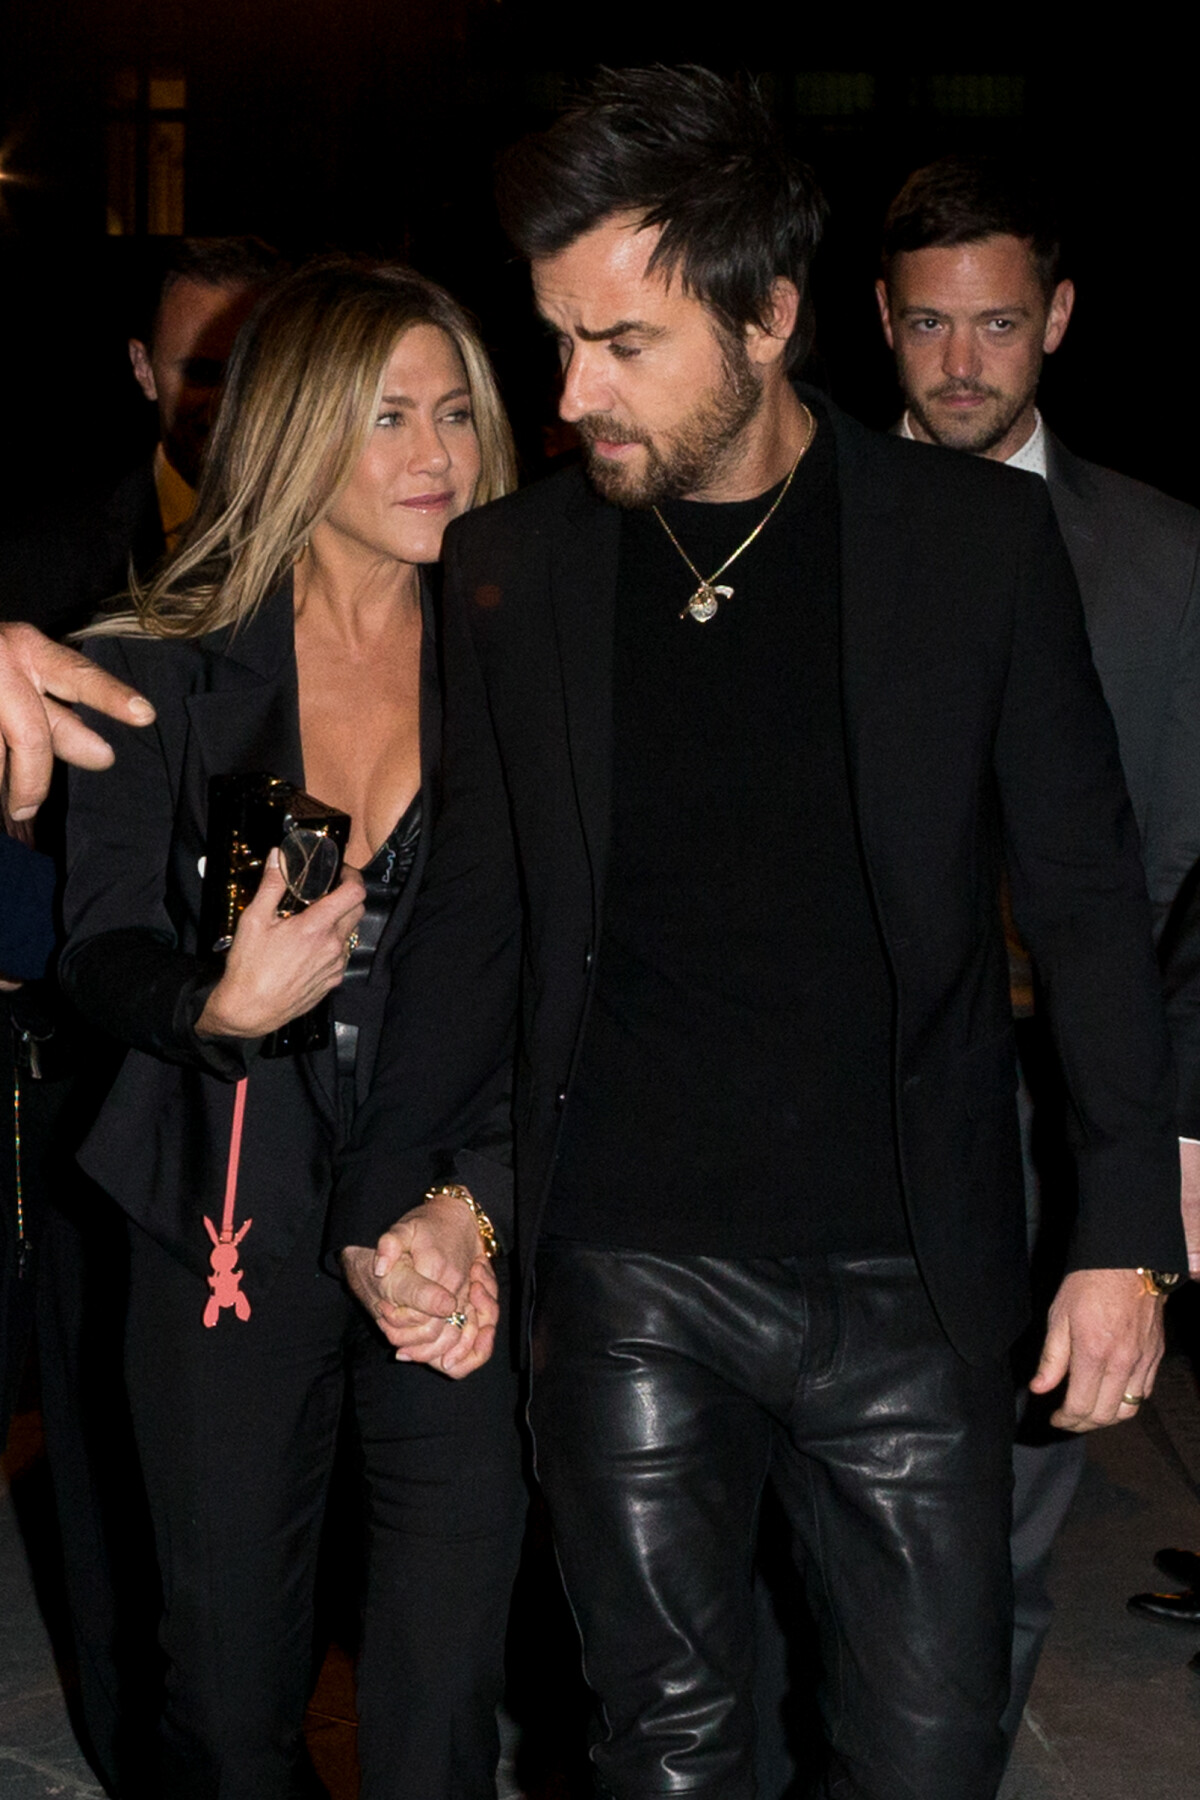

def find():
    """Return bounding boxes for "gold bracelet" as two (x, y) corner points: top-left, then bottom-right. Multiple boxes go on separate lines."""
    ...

(423, 1183), (498, 1260)
(1136, 1267), (1183, 1299)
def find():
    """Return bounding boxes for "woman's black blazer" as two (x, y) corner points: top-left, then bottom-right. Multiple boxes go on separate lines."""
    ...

(60, 578), (441, 1295)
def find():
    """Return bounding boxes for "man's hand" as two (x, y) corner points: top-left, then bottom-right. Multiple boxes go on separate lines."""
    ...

(341, 1193), (498, 1378)
(0, 623), (156, 821)
(1030, 1268), (1165, 1431)
(1180, 1140), (1200, 1280)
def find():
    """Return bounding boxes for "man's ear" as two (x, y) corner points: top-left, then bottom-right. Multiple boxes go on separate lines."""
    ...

(745, 278), (800, 367)
(1043, 278), (1075, 356)
(128, 338), (157, 403)
(874, 279), (895, 350)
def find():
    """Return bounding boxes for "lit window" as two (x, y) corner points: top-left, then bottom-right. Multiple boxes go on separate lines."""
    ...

(106, 68), (186, 236)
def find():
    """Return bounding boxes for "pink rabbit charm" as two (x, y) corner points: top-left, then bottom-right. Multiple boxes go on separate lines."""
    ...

(203, 1215), (253, 1327)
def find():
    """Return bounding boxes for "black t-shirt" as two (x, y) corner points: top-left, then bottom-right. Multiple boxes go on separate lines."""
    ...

(547, 406), (908, 1256)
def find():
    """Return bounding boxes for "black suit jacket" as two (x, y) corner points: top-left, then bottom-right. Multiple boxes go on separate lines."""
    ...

(1044, 434), (1200, 943)
(332, 400), (1184, 1363)
(60, 581), (442, 1293)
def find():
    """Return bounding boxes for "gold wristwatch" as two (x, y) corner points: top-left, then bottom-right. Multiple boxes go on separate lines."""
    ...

(424, 1183), (499, 1261)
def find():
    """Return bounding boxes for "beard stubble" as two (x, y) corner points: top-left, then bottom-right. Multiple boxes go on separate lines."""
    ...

(576, 337), (764, 508)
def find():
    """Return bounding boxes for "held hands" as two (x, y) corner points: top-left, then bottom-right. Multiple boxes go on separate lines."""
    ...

(341, 1192), (499, 1379)
(196, 849), (365, 1039)
(1030, 1268), (1166, 1431)
(0, 623), (156, 821)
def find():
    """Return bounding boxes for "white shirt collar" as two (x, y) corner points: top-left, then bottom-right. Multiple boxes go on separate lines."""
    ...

(899, 409), (1047, 482)
(1003, 411), (1047, 479)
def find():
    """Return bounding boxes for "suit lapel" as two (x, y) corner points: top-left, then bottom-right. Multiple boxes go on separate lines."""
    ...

(828, 404), (916, 867)
(182, 584), (305, 808)
(549, 476), (621, 903)
(1044, 432), (1103, 625)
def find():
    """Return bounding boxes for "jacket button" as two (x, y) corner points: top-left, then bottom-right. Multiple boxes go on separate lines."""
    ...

(555, 1090), (567, 1111)
(583, 946), (593, 971)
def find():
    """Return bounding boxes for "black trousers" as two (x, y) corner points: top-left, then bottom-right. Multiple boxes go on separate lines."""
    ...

(3, 997), (159, 1797)
(38, 1183), (161, 1797)
(125, 1208), (526, 1800)
(529, 1248), (1015, 1800)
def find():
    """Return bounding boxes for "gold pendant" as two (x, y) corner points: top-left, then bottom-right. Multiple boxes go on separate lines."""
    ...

(682, 582), (733, 624)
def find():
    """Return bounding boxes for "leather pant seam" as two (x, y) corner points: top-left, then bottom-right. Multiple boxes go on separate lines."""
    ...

(799, 1447), (847, 1754)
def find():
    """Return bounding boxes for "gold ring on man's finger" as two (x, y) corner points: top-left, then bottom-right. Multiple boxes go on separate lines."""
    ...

(1121, 1391), (1144, 1407)
(445, 1310), (468, 1330)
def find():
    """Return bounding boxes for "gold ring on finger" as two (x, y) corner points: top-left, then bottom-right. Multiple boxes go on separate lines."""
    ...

(1121, 1391), (1143, 1407)
(445, 1310), (467, 1330)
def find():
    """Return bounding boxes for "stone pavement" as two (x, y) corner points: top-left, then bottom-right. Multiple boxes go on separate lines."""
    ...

(998, 1349), (1200, 1800)
(0, 1413), (105, 1799)
(3, 1356), (1200, 1798)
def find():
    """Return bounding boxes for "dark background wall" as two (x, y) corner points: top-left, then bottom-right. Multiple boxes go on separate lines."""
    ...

(1, 9), (1195, 519)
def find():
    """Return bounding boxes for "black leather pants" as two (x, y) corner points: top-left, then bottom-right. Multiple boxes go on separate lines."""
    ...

(529, 1247), (1014, 1800)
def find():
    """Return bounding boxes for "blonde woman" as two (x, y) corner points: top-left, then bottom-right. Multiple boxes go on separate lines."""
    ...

(60, 260), (524, 1800)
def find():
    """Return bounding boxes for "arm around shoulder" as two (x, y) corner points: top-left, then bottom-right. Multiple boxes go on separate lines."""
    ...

(0, 620), (155, 821)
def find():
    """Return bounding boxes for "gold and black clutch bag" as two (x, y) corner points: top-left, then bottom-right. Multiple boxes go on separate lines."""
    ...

(199, 773), (351, 1058)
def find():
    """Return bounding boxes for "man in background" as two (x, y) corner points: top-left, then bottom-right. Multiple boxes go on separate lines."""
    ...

(877, 153), (1200, 1740)
(126, 236), (282, 549)
(1, 235), (280, 634)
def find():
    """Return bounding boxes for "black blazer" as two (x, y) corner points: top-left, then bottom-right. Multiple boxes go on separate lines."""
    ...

(60, 580), (441, 1293)
(332, 400), (1184, 1363)
(1044, 433), (1200, 940)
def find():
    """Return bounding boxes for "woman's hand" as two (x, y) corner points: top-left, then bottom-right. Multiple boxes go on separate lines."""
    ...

(341, 1193), (500, 1378)
(196, 848), (365, 1039)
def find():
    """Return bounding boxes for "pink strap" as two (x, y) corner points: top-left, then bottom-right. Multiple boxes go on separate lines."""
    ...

(203, 1076), (253, 1328)
(221, 1075), (249, 1237)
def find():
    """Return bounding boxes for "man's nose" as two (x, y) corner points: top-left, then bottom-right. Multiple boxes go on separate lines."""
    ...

(559, 344), (610, 421)
(942, 324), (981, 383)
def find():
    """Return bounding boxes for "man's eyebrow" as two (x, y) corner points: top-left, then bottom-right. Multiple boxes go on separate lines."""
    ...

(539, 315), (667, 343)
(579, 319), (666, 342)
(897, 302), (1033, 318)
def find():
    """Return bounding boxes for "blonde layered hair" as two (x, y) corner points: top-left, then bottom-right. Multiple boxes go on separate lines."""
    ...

(87, 258), (517, 640)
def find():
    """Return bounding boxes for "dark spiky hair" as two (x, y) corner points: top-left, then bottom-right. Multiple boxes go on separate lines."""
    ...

(496, 66), (827, 370)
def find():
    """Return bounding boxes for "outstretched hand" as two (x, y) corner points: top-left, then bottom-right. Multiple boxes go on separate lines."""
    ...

(1030, 1267), (1165, 1431)
(341, 1192), (498, 1378)
(0, 623), (156, 821)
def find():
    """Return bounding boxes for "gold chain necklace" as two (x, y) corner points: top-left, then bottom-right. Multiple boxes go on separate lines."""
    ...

(653, 404), (817, 624)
